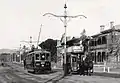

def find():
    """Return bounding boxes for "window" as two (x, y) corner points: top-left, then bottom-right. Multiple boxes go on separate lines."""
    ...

(30, 54), (33, 60)
(91, 40), (94, 46)
(97, 52), (101, 62)
(97, 37), (102, 45)
(89, 40), (93, 46)
(102, 52), (106, 62)
(72, 57), (76, 62)
(88, 41), (91, 46)
(95, 40), (97, 46)
(89, 40), (96, 46)
(46, 53), (50, 60)
(35, 54), (39, 60)
(41, 53), (45, 60)
(102, 36), (107, 44)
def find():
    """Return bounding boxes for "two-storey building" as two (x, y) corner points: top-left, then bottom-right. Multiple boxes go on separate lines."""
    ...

(89, 22), (120, 64)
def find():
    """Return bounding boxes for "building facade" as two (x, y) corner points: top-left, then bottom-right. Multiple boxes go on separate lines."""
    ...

(89, 23), (120, 64)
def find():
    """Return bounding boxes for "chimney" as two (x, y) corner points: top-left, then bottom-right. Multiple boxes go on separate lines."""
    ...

(100, 25), (105, 32)
(110, 21), (114, 29)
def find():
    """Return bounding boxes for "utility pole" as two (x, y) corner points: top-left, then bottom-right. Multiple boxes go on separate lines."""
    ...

(43, 3), (87, 76)
(19, 44), (22, 63)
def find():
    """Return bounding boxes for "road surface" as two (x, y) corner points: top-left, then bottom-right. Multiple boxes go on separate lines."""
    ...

(0, 62), (63, 83)
(1, 62), (120, 83)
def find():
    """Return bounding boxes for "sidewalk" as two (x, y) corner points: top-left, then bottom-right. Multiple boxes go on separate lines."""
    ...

(94, 66), (120, 78)
(94, 66), (120, 73)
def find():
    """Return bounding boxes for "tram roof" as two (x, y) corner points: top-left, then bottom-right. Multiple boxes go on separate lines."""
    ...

(66, 35), (90, 46)
(28, 50), (50, 54)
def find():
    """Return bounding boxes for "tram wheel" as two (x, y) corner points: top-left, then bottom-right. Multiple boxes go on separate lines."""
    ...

(27, 71), (30, 73)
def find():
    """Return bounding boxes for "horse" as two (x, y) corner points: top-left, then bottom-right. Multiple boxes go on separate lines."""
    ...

(79, 55), (93, 76)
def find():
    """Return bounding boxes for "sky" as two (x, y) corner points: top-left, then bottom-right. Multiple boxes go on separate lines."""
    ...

(0, 0), (120, 49)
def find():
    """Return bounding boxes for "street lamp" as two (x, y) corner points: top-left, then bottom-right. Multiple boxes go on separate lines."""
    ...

(20, 36), (33, 48)
(43, 3), (87, 76)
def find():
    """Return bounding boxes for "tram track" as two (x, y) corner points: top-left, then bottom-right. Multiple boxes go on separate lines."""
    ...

(5, 62), (65, 83)
(43, 73), (64, 83)
(0, 65), (38, 83)
(2, 62), (42, 82)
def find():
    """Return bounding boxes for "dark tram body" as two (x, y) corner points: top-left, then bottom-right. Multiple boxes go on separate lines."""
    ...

(66, 51), (94, 75)
(25, 50), (51, 73)
(63, 37), (94, 75)
(71, 54), (79, 72)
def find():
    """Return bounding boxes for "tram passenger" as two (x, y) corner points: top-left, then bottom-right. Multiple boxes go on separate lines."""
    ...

(1, 59), (4, 66)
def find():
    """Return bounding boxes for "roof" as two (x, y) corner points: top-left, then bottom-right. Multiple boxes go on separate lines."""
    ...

(91, 33), (102, 38)
(65, 35), (90, 46)
(92, 28), (120, 38)
(100, 28), (120, 34)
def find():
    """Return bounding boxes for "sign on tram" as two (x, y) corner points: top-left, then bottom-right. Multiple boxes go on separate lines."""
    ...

(66, 45), (84, 53)
(72, 45), (84, 53)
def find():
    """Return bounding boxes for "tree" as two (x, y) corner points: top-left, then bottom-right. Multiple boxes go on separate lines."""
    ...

(31, 45), (35, 52)
(39, 39), (57, 62)
(80, 29), (90, 52)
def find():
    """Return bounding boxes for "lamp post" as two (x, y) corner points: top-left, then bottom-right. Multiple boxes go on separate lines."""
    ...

(19, 44), (22, 63)
(20, 36), (33, 49)
(43, 3), (87, 76)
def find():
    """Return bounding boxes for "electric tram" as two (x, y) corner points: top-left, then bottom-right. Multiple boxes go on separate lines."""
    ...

(25, 50), (51, 73)
(66, 46), (93, 75)
(64, 37), (94, 75)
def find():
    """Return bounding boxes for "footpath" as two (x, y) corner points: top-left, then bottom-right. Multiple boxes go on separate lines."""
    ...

(93, 64), (120, 78)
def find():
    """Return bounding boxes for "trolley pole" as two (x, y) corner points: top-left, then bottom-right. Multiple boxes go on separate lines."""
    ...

(43, 3), (87, 76)
(37, 24), (42, 49)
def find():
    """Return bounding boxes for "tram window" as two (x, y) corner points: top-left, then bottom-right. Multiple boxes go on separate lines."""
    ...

(72, 57), (76, 62)
(28, 55), (30, 60)
(46, 53), (49, 60)
(41, 53), (45, 60)
(30, 54), (32, 60)
(35, 54), (39, 60)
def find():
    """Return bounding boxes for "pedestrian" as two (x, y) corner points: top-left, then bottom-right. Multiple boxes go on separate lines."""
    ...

(80, 55), (87, 75)
(24, 58), (26, 69)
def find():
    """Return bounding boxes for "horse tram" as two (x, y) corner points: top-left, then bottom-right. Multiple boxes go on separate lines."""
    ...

(64, 37), (94, 76)
(25, 50), (51, 73)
